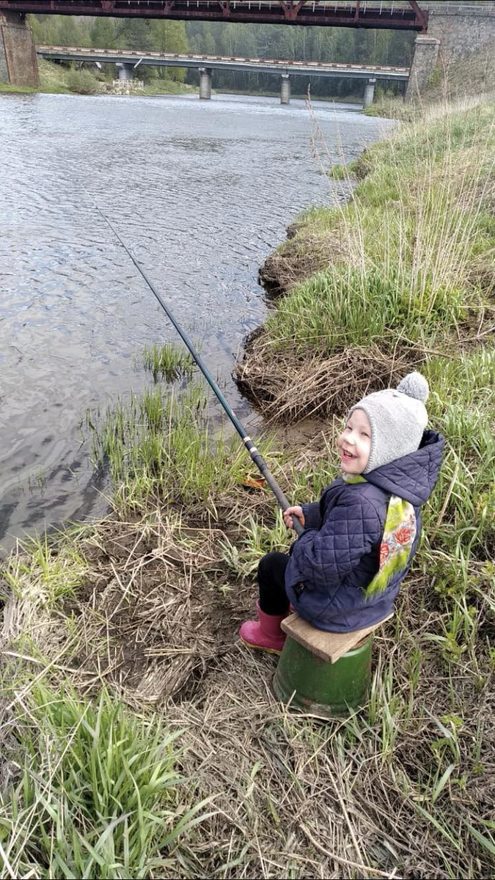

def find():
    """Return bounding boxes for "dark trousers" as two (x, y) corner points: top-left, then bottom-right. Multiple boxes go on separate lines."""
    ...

(257, 551), (290, 615)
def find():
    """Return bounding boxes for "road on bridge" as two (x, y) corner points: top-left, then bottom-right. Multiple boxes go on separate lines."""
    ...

(37, 46), (410, 82)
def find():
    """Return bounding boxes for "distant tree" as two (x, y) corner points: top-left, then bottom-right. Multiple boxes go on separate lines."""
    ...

(29, 12), (415, 98)
(115, 19), (155, 52)
(91, 17), (116, 49)
(151, 20), (188, 80)
(29, 14), (64, 45)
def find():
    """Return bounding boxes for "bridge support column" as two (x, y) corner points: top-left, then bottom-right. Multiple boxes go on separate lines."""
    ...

(406, 36), (440, 101)
(0, 12), (38, 87)
(280, 74), (290, 105)
(199, 67), (212, 100)
(117, 62), (134, 83)
(363, 77), (376, 108)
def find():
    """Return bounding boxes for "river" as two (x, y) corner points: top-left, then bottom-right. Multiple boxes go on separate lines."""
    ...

(0, 91), (392, 553)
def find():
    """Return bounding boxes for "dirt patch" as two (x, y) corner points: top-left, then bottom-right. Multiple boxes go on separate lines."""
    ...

(236, 333), (423, 423)
(1, 505), (268, 710)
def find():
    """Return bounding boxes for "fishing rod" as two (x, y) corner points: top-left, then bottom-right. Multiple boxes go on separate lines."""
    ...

(95, 205), (304, 537)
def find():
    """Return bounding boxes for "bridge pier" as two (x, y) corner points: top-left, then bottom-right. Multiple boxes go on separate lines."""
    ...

(406, 36), (440, 101)
(0, 12), (38, 88)
(280, 74), (290, 105)
(117, 62), (134, 83)
(199, 67), (212, 100)
(363, 77), (376, 108)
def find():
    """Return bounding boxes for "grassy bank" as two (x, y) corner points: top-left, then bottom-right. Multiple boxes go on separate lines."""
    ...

(243, 97), (494, 416)
(0, 60), (195, 97)
(1, 100), (495, 878)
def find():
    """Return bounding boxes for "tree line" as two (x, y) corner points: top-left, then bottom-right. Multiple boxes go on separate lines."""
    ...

(29, 14), (414, 97)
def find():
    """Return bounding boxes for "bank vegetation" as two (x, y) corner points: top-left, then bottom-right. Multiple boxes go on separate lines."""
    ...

(0, 59), (195, 97)
(0, 97), (494, 878)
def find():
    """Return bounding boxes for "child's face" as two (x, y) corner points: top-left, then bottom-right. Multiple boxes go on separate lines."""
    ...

(337, 409), (372, 475)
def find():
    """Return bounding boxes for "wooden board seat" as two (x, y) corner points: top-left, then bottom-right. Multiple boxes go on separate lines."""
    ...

(281, 613), (393, 664)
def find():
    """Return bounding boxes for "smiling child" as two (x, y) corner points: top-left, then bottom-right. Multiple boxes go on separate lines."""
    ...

(239, 372), (444, 652)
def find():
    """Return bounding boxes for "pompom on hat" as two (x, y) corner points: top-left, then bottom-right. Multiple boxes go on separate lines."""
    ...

(349, 371), (429, 474)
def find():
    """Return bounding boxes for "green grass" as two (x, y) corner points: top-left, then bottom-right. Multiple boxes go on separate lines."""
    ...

(142, 343), (195, 383)
(220, 511), (291, 577)
(1, 532), (89, 606)
(2, 60), (194, 97)
(264, 265), (467, 355)
(0, 683), (205, 879)
(264, 101), (495, 355)
(140, 79), (196, 96)
(34, 59), (102, 95)
(421, 349), (495, 587)
(65, 67), (101, 95)
(0, 82), (37, 94)
(88, 383), (251, 511)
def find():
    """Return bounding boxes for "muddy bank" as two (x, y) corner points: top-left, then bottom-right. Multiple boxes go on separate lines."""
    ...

(239, 214), (424, 423)
(258, 218), (352, 300)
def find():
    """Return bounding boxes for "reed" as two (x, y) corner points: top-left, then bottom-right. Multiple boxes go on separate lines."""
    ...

(142, 343), (195, 383)
(89, 383), (251, 512)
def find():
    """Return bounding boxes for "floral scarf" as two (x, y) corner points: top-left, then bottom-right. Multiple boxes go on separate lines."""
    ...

(344, 475), (417, 598)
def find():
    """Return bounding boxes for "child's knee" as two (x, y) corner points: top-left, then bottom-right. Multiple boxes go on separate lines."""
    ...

(258, 551), (288, 581)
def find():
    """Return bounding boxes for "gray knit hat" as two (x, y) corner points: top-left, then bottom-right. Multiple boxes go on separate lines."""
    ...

(349, 372), (429, 474)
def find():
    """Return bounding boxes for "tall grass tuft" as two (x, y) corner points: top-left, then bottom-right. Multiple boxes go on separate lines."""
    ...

(2, 532), (89, 606)
(421, 349), (495, 593)
(88, 383), (248, 511)
(142, 343), (195, 383)
(0, 683), (204, 879)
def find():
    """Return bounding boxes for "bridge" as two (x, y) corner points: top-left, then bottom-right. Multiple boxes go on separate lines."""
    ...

(1, 2), (494, 99)
(37, 45), (409, 104)
(0, 1), (429, 31)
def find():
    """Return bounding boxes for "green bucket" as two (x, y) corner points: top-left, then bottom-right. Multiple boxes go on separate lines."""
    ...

(273, 633), (373, 717)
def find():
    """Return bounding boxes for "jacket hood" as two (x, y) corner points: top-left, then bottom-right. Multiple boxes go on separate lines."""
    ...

(364, 430), (444, 505)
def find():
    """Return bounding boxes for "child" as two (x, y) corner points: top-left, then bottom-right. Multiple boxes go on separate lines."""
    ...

(239, 372), (444, 652)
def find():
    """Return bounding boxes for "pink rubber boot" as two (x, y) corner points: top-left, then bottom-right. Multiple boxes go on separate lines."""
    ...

(239, 602), (287, 654)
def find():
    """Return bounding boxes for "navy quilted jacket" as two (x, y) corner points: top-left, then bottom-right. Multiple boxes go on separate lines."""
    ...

(285, 430), (444, 632)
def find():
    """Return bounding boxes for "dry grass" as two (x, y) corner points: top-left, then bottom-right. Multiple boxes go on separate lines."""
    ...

(2, 515), (494, 877)
(236, 339), (421, 423)
(165, 622), (495, 879)
(1, 511), (254, 710)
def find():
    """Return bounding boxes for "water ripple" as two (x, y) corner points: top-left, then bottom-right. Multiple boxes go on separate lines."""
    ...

(0, 92), (392, 552)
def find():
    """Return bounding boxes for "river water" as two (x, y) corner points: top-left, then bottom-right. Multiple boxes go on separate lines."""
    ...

(0, 91), (392, 553)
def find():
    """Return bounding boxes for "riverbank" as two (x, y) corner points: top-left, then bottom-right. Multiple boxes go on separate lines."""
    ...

(0, 59), (195, 96)
(1, 97), (494, 878)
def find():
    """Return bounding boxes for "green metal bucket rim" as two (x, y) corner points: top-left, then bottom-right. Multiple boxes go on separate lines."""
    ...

(272, 672), (365, 718)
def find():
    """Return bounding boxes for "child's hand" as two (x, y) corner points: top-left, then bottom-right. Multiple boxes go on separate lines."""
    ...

(283, 506), (305, 530)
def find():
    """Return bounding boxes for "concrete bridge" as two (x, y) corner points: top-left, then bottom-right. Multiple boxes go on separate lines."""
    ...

(37, 45), (410, 105)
